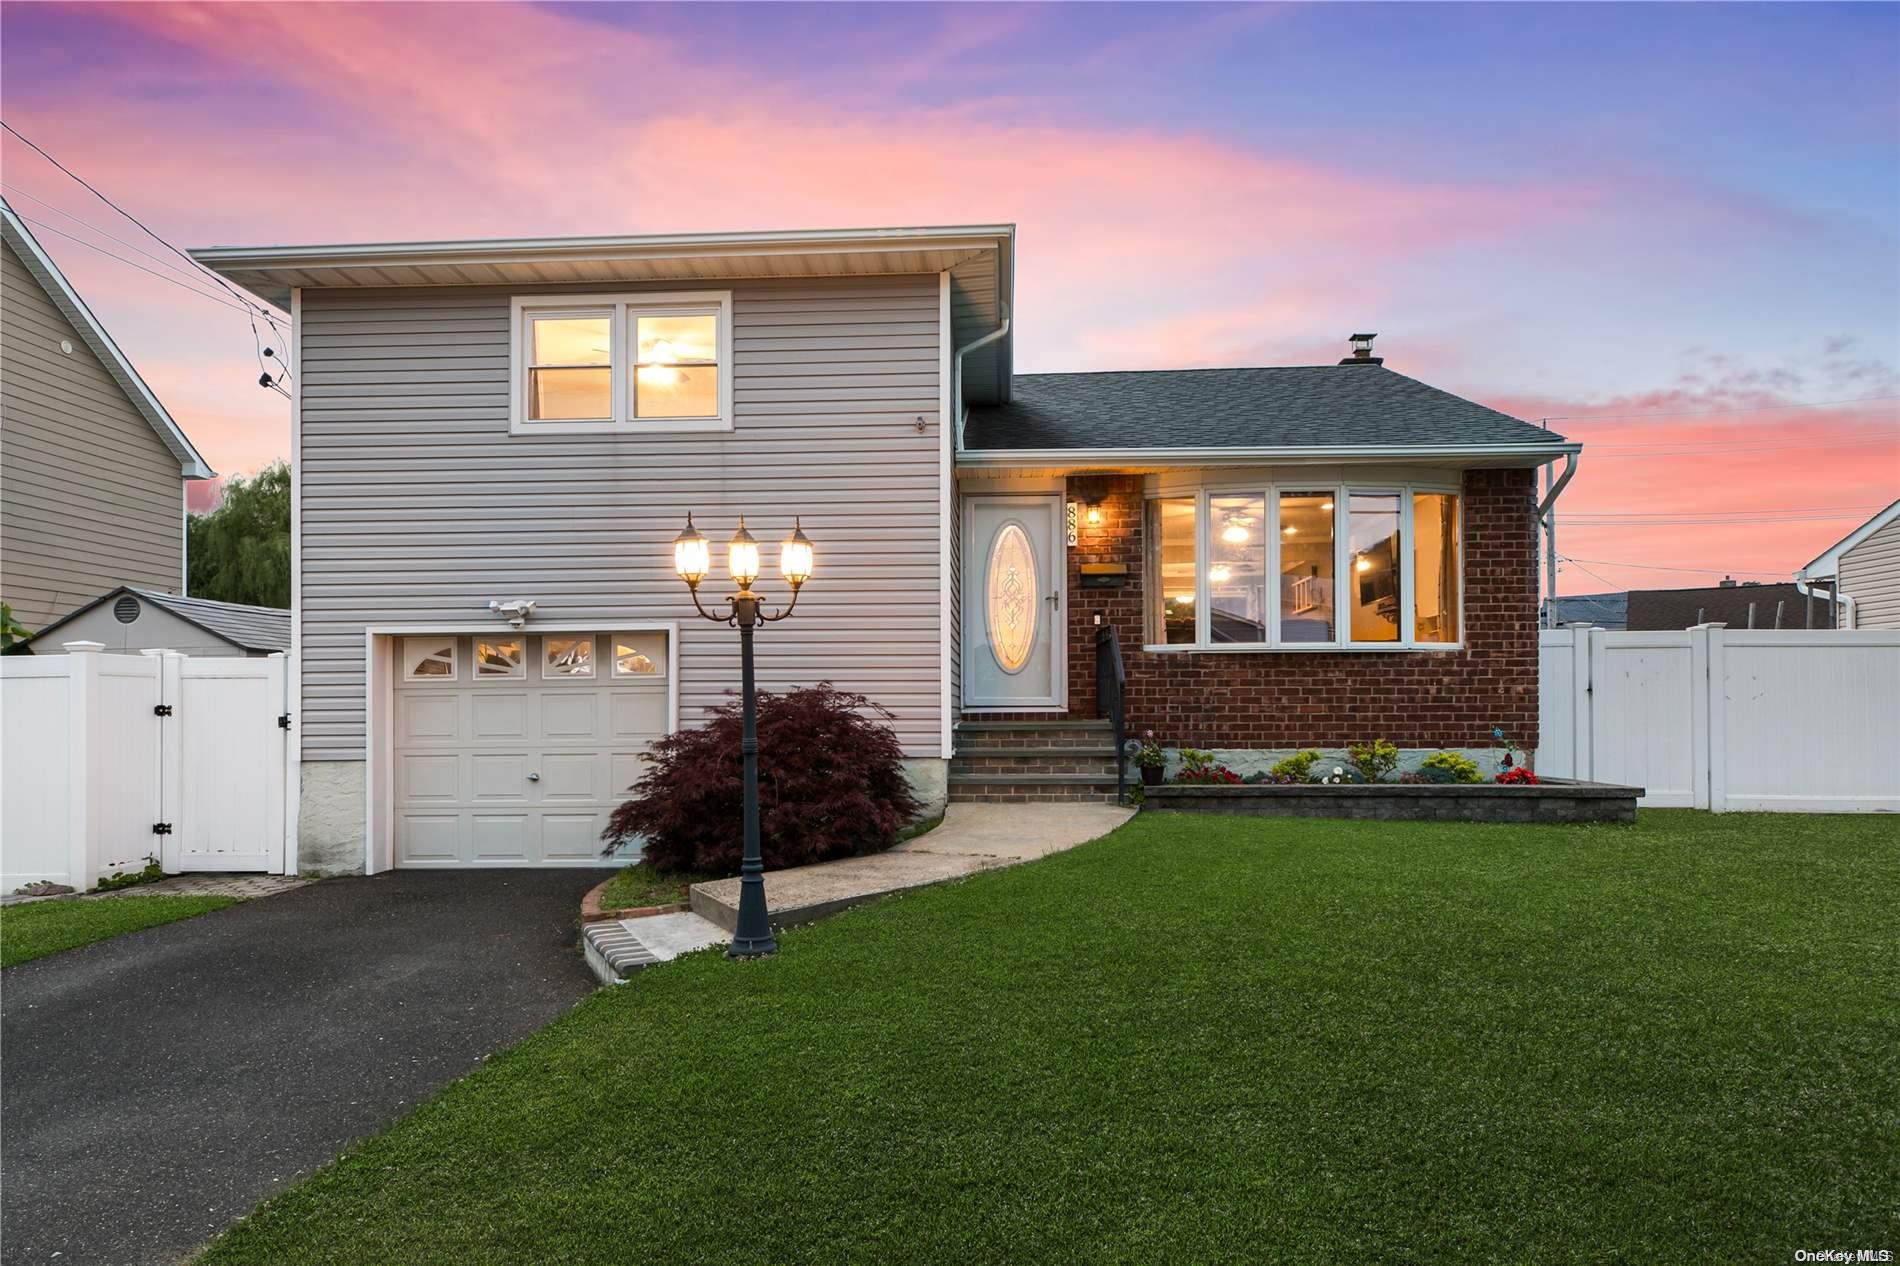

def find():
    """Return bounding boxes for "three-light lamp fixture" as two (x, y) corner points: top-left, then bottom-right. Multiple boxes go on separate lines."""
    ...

(669, 512), (815, 959)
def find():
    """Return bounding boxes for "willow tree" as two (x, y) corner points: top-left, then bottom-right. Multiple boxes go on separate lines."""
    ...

(187, 461), (291, 608)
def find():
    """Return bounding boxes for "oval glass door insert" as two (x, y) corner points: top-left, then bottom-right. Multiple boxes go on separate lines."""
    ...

(986, 522), (1037, 674)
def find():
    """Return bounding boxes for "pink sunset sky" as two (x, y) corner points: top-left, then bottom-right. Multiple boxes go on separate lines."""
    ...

(2, 1), (1895, 593)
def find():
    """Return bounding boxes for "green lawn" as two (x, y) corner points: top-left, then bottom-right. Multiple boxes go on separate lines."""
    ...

(594, 861), (717, 911)
(201, 812), (1897, 1264)
(1, 894), (238, 968)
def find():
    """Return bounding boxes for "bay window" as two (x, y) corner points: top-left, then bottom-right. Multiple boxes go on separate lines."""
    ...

(510, 291), (732, 435)
(1209, 494), (1266, 643)
(1147, 497), (1198, 645)
(1145, 481), (1463, 650)
(1278, 491), (1335, 642)
(1413, 492), (1460, 643)
(1347, 493), (1402, 643)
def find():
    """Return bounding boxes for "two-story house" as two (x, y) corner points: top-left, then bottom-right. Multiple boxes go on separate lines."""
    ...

(194, 224), (1579, 875)
(2, 201), (213, 629)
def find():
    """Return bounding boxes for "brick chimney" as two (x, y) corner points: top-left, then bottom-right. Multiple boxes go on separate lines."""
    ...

(1339, 333), (1383, 366)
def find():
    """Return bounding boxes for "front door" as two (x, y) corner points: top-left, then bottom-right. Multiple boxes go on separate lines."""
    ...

(962, 495), (1065, 709)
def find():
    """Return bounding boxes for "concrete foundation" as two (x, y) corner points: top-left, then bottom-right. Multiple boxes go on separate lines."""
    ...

(297, 760), (366, 876)
(902, 757), (949, 820)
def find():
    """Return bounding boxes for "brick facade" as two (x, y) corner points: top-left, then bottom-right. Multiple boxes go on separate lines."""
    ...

(972, 468), (1541, 750)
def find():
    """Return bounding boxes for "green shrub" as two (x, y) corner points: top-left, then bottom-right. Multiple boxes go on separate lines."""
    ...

(1178, 748), (1218, 774)
(94, 858), (163, 892)
(1268, 749), (1324, 782)
(1419, 751), (1483, 784)
(1347, 739), (1400, 783)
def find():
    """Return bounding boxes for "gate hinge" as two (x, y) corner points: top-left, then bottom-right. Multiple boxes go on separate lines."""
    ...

(153, 704), (174, 717)
(278, 713), (293, 730)
(152, 822), (173, 836)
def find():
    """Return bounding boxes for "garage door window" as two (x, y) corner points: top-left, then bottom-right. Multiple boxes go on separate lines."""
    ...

(613, 632), (665, 676)
(402, 638), (457, 680)
(545, 636), (595, 677)
(474, 639), (525, 678)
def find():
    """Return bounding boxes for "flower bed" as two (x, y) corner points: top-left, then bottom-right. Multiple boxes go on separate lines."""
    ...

(1142, 777), (1642, 824)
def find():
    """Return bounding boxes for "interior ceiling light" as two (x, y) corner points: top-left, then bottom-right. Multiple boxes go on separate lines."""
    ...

(1355, 556), (1373, 573)
(1209, 564), (1232, 583)
(1321, 500), (1335, 511)
(1221, 516), (1251, 544)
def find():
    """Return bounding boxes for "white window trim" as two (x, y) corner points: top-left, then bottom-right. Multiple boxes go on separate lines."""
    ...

(509, 291), (733, 435)
(1143, 480), (1465, 654)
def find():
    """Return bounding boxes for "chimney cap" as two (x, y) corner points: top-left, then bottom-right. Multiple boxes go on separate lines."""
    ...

(1340, 332), (1383, 366)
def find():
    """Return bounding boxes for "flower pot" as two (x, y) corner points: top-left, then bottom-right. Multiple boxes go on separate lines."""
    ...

(1140, 765), (1164, 787)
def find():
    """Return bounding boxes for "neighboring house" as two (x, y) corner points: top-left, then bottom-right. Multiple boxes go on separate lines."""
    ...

(1800, 499), (1900, 630)
(1542, 591), (1628, 629)
(1623, 580), (1816, 631)
(0, 201), (213, 630)
(194, 225), (1577, 875)
(8, 584), (289, 656)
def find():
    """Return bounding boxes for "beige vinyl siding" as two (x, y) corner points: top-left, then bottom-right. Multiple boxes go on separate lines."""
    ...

(298, 274), (945, 760)
(1838, 515), (1900, 630)
(0, 241), (183, 629)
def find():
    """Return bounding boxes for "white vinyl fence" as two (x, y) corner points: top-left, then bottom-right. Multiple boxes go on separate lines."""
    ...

(1, 642), (290, 891)
(1539, 625), (1900, 812)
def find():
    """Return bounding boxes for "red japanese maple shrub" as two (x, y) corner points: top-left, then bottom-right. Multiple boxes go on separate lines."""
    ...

(603, 683), (922, 875)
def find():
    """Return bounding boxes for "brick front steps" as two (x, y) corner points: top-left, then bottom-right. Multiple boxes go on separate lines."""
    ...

(949, 720), (1124, 803)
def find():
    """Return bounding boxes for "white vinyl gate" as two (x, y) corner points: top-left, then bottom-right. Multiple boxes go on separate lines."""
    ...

(0, 642), (290, 890)
(1538, 625), (1900, 812)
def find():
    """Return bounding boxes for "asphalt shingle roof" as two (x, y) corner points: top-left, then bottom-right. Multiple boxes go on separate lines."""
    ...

(130, 588), (290, 652)
(1624, 582), (1813, 631)
(963, 366), (1565, 451)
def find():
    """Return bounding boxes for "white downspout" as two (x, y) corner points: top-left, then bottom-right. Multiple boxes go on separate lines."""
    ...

(1794, 570), (1855, 629)
(1537, 451), (1578, 627)
(952, 310), (1010, 450)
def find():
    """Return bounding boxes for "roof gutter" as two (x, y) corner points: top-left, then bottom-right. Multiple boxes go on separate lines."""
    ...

(956, 441), (1582, 468)
(952, 311), (1010, 451)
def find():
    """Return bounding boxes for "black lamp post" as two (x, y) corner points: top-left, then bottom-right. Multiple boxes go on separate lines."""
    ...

(672, 512), (814, 959)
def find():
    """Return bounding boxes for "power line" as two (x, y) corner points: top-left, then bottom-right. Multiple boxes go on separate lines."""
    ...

(1584, 433), (1900, 459)
(1556, 556), (1623, 592)
(1566, 503), (1882, 518)
(3, 121), (293, 394)
(1544, 393), (1900, 422)
(4, 181), (219, 290)
(1561, 555), (1788, 576)
(0, 123), (278, 320)
(14, 214), (256, 316)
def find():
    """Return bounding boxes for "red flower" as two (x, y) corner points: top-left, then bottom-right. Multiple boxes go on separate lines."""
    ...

(1496, 767), (1538, 785)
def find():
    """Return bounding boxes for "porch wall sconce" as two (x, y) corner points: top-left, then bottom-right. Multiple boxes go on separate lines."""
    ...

(671, 511), (815, 959)
(1082, 501), (1106, 529)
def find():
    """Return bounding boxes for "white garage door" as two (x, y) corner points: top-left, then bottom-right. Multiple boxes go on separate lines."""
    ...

(392, 631), (670, 867)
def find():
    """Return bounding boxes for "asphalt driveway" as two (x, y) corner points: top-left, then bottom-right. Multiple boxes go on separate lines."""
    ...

(1, 870), (603, 1265)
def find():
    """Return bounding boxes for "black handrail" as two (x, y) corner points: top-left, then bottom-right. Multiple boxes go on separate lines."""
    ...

(1096, 624), (1127, 805)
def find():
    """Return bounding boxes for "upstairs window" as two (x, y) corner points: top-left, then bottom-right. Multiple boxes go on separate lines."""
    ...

(511, 292), (732, 435)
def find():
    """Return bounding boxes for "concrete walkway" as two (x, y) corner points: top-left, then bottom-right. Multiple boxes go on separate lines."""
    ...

(585, 802), (1132, 983)
(693, 801), (1133, 932)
